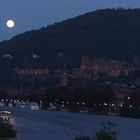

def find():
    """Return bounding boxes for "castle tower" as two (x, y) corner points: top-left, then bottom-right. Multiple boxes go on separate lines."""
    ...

(60, 72), (68, 86)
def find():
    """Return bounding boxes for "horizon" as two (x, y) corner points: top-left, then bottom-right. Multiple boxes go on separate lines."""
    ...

(1, 0), (140, 41)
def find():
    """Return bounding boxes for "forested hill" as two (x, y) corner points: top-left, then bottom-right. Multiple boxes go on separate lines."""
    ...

(0, 8), (140, 68)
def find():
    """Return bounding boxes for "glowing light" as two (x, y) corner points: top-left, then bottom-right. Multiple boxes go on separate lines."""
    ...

(127, 97), (131, 100)
(120, 104), (123, 107)
(6, 20), (15, 28)
(104, 103), (108, 106)
(112, 104), (115, 106)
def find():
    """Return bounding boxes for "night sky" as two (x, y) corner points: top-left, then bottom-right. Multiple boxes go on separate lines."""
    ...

(0, 0), (140, 41)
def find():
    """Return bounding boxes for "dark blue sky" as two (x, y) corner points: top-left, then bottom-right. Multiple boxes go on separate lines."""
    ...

(0, 0), (139, 41)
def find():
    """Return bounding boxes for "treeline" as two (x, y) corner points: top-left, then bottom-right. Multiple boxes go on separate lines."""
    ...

(25, 86), (117, 106)
(1, 9), (140, 70)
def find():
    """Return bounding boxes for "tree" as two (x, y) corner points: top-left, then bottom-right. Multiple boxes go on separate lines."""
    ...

(75, 121), (116, 140)
(95, 121), (116, 140)
(0, 90), (9, 100)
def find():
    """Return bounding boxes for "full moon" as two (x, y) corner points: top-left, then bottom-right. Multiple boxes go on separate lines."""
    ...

(6, 20), (15, 28)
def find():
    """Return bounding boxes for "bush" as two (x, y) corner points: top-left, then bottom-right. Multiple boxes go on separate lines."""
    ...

(75, 121), (116, 140)
(95, 130), (116, 140)
(75, 136), (93, 140)
(0, 123), (16, 138)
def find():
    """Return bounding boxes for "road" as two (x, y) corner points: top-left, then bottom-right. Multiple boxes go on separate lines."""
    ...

(1, 107), (140, 140)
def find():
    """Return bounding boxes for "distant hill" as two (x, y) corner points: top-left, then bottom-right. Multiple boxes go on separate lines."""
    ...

(0, 8), (140, 70)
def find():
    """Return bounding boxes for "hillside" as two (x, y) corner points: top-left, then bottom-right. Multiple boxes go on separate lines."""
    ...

(0, 8), (140, 70)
